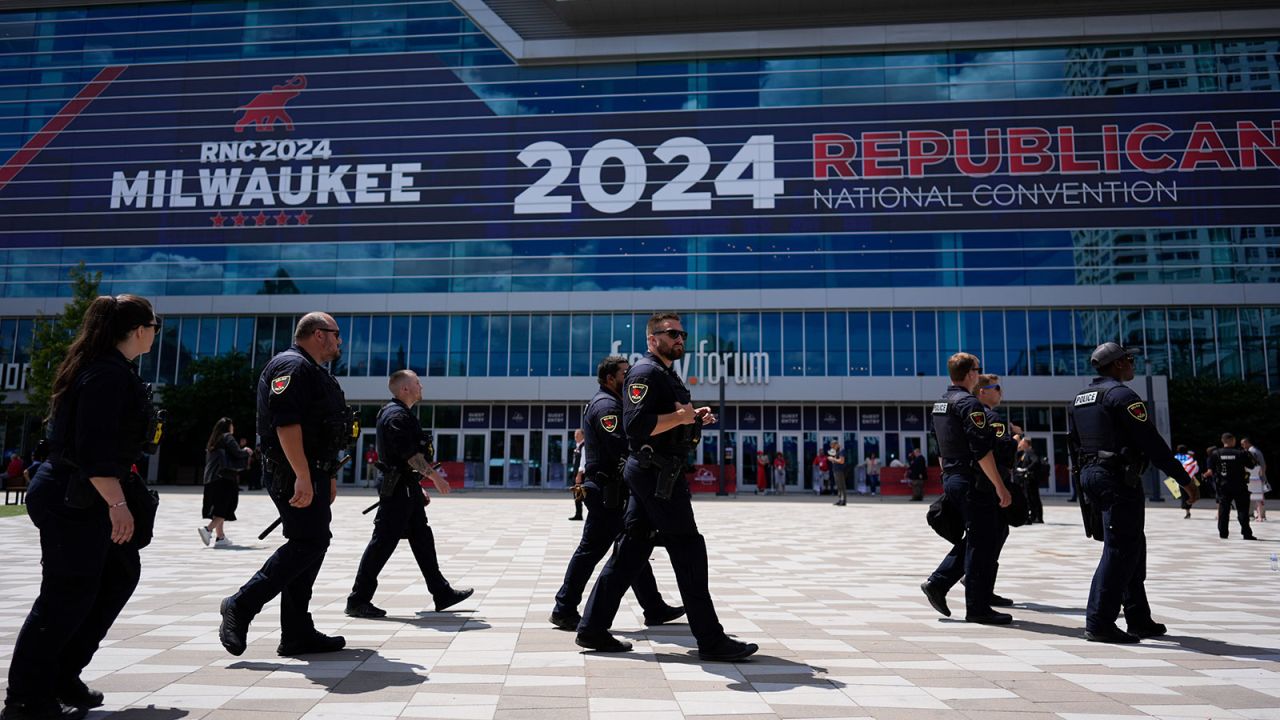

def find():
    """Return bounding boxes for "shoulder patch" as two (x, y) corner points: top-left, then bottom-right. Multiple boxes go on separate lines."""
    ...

(1074, 391), (1099, 406)
(969, 411), (986, 429)
(271, 375), (291, 395)
(628, 383), (648, 404)
(932, 402), (949, 415)
(601, 414), (619, 433)
(992, 421), (1006, 439)
(1127, 401), (1148, 422)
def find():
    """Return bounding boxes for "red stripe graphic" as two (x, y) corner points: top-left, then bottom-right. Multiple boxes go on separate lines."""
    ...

(0, 64), (127, 193)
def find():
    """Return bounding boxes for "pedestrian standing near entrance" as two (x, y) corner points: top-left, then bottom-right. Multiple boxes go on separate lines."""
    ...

(1242, 437), (1267, 521)
(1069, 342), (1195, 643)
(345, 370), (473, 619)
(1015, 438), (1045, 524)
(1174, 445), (1199, 519)
(755, 450), (769, 494)
(830, 440), (849, 506)
(908, 447), (927, 501)
(920, 352), (1013, 625)
(568, 429), (585, 520)
(218, 312), (350, 658)
(200, 417), (251, 547)
(1207, 433), (1257, 541)
(864, 452), (881, 495)
(576, 312), (757, 661)
(550, 355), (683, 632)
(772, 452), (787, 495)
(4, 294), (161, 720)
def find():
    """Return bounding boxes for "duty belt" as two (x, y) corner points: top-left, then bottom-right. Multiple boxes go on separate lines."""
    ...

(635, 446), (682, 472)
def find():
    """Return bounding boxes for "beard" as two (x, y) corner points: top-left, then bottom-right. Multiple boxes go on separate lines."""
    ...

(667, 344), (685, 360)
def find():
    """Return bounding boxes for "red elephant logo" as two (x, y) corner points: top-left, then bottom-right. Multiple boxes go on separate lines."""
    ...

(235, 75), (307, 133)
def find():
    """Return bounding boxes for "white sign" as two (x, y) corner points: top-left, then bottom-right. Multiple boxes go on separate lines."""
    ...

(1, 363), (29, 391)
(610, 340), (769, 385)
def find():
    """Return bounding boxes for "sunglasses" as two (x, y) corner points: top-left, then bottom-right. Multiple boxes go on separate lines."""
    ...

(143, 320), (162, 330)
(980, 384), (1001, 392)
(653, 329), (688, 340)
(316, 327), (342, 338)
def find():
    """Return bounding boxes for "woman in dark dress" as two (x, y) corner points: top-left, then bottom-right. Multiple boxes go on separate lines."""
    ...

(200, 417), (251, 547)
(4, 294), (160, 720)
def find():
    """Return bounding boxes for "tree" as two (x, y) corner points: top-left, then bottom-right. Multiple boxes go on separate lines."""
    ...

(24, 263), (102, 420)
(156, 351), (257, 483)
(1168, 376), (1280, 461)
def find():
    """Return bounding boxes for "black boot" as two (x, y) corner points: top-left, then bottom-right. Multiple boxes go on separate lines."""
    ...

(434, 587), (474, 612)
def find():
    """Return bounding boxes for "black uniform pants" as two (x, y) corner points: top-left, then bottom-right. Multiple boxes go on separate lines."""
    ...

(927, 472), (1003, 616)
(230, 470), (331, 641)
(579, 459), (725, 647)
(1025, 475), (1044, 523)
(7, 468), (140, 708)
(1217, 482), (1253, 538)
(1081, 466), (1151, 632)
(349, 481), (450, 604)
(554, 484), (665, 616)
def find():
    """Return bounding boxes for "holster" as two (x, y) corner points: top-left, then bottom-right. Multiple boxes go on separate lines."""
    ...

(266, 458), (298, 495)
(376, 461), (402, 498)
(637, 447), (683, 500)
(597, 472), (625, 509)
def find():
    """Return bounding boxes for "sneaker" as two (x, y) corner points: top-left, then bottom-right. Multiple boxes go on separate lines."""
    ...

(213, 537), (231, 548)
(1085, 625), (1139, 644)
(568, 515), (583, 521)
(0, 701), (87, 720)
(575, 630), (632, 653)
(277, 631), (346, 657)
(433, 587), (474, 612)
(548, 610), (581, 631)
(198, 527), (212, 546)
(697, 635), (759, 662)
(345, 601), (387, 619)
(56, 679), (104, 710)
(920, 581), (951, 618)
(218, 596), (249, 657)
(642, 605), (686, 626)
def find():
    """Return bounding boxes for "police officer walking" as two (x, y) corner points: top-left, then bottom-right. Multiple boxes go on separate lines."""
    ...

(1069, 342), (1195, 643)
(346, 370), (473, 618)
(549, 355), (684, 631)
(219, 312), (351, 657)
(4, 295), (161, 720)
(1207, 432), (1256, 541)
(575, 313), (757, 661)
(974, 374), (1020, 607)
(920, 353), (1014, 625)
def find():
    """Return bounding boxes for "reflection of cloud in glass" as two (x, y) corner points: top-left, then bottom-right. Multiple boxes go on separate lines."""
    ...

(455, 68), (538, 116)
(760, 59), (821, 107)
(118, 252), (224, 282)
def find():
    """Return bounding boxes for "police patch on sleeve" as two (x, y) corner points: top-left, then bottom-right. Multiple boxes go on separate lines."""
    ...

(601, 414), (619, 433)
(271, 375), (291, 394)
(1127, 402), (1148, 422)
(969, 411), (987, 429)
(992, 421), (1006, 439)
(628, 383), (648, 404)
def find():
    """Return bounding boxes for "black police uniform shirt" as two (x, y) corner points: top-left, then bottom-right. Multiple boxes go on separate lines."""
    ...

(931, 385), (996, 475)
(50, 349), (150, 488)
(582, 386), (627, 488)
(624, 352), (691, 457)
(256, 344), (347, 468)
(1208, 446), (1255, 487)
(1070, 377), (1193, 486)
(984, 406), (1017, 476)
(376, 398), (428, 491)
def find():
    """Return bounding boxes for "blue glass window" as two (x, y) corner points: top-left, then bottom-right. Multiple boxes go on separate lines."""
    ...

(804, 312), (825, 376)
(409, 316), (430, 375)
(914, 311), (937, 377)
(740, 312), (761, 354)
(447, 315), (468, 376)
(551, 315), (571, 376)
(510, 315), (530, 377)
(826, 312), (847, 378)
(982, 311), (1005, 375)
(782, 312), (803, 377)
(530, 315), (551, 376)
(428, 315), (448, 377)
(848, 311), (869, 376)
(1120, 309), (1144, 373)
(1266, 308), (1280, 391)
(468, 315), (489, 377)
(389, 316), (409, 373)
(177, 317), (198, 382)
(1240, 308), (1266, 386)
(370, 314), (391, 377)
(197, 317), (217, 359)
(348, 315), (371, 377)
(961, 311), (982, 361)
(217, 317), (236, 355)
(1167, 309), (1193, 379)
(1143, 310), (1168, 377)
(488, 314), (509, 377)
(719, 312), (740, 354)
(0, 319), (14, 363)
(253, 316), (274, 372)
(612, 313), (636, 356)
(591, 314), (612, 364)
(1216, 308), (1241, 380)
(762, 312), (782, 375)
(937, 310), (959, 372)
(892, 311), (913, 376)
(1006, 310), (1028, 375)
(571, 314), (592, 376)
(870, 312), (891, 376)
(1191, 309), (1215, 378)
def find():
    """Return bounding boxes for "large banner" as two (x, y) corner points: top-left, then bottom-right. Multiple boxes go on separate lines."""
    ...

(1, 52), (1278, 247)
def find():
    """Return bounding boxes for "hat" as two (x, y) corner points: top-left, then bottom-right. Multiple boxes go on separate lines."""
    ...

(1089, 342), (1139, 368)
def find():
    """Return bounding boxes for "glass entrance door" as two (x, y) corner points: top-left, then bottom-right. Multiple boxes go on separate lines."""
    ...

(506, 431), (528, 487)
(739, 432), (763, 494)
(463, 432), (486, 488)
(547, 432), (567, 488)
(779, 432), (801, 490)
(354, 429), (377, 487)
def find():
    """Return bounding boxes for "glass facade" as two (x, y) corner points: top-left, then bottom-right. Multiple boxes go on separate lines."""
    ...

(0, 2), (1277, 296)
(1, 306), (1274, 389)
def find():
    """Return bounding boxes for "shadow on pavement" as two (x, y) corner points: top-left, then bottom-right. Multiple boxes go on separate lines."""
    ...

(98, 706), (189, 719)
(1011, 619), (1280, 660)
(228, 649), (426, 694)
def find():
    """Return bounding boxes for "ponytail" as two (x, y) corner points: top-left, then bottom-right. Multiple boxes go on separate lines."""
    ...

(48, 294), (155, 421)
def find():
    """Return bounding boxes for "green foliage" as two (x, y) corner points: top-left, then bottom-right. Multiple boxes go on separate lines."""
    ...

(157, 352), (256, 476)
(1168, 376), (1280, 456)
(24, 263), (102, 419)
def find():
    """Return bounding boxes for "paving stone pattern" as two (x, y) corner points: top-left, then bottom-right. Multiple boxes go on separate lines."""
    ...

(2, 489), (1279, 720)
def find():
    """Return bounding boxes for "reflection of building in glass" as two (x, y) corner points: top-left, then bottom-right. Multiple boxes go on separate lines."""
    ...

(1072, 227), (1280, 285)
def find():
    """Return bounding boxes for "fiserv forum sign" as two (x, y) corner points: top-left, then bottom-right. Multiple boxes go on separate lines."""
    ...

(0, 52), (1277, 245)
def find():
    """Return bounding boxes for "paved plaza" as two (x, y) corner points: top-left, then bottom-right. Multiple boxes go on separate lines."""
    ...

(2, 489), (1279, 720)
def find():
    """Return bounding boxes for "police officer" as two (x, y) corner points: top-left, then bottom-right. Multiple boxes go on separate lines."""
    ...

(549, 355), (684, 631)
(921, 353), (1014, 625)
(576, 313), (758, 662)
(1070, 342), (1195, 643)
(1207, 432), (1256, 541)
(345, 370), (473, 618)
(4, 295), (161, 720)
(974, 374), (1021, 606)
(219, 312), (350, 658)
